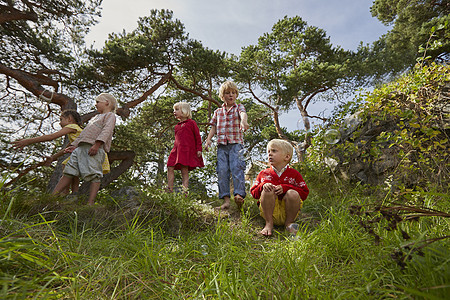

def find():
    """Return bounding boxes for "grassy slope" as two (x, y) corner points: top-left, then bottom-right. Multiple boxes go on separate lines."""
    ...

(1, 175), (448, 299)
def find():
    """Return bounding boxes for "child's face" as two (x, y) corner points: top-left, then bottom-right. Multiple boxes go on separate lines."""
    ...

(267, 145), (290, 169)
(59, 115), (71, 128)
(221, 89), (237, 106)
(173, 106), (184, 120)
(95, 98), (110, 113)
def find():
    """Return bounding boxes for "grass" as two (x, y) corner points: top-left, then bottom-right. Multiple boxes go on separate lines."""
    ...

(0, 178), (449, 299)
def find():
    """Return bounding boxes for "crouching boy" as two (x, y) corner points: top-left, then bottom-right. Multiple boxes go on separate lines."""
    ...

(250, 139), (309, 236)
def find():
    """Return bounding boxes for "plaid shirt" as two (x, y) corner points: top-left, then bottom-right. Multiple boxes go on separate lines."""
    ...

(211, 103), (246, 145)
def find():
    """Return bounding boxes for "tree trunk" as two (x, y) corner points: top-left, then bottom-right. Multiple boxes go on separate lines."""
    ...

(296, 101), (311, 162)
(155, 151), (165, 186)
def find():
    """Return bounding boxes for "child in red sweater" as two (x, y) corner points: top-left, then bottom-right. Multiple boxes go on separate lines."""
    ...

(250, 139), (309, 236)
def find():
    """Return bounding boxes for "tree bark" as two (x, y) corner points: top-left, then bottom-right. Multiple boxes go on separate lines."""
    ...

(295, 100), (311, 162)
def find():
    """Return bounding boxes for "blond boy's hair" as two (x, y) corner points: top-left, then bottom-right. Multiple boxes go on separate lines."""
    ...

(96, 93), (118, 112)
(173, 102), (192, 119)
(267, 139), (294, 163)
(219, 80), (239, 100)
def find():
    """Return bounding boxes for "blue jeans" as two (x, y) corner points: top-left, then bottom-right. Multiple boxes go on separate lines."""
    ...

(217, 143), (246, 199)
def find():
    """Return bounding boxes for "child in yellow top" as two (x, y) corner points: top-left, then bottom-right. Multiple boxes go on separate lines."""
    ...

(12, 110), (83, 193)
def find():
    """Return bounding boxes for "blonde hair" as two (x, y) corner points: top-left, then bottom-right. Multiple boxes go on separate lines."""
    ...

(219, 80), (239, 100)
(173, 102), (192, 119)
(96, 93), (118, 112)
(267, 139), (293, 163)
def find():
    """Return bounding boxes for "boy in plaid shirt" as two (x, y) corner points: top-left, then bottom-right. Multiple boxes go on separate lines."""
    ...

(205, 80), (250, 210)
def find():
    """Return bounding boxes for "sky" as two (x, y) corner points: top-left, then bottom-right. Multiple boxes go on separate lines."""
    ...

(85, 0), (390, 131)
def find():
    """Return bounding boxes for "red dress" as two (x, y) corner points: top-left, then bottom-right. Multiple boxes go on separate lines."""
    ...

(167, 119), (204, 170)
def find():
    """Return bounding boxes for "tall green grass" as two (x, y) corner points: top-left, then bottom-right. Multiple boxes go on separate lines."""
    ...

(1, 180), (448, 299)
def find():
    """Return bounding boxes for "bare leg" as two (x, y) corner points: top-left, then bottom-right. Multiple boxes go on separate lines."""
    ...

(53, 175), (73, 196)
(87, 181), (101, 205)
(180, 166), (189, 190)
(61, 166), (70, 194)
(71, 177), (80, 194)
(284, 190), (302, 231)
(167, 166), (175, 192)
(260, 190), (276, 236)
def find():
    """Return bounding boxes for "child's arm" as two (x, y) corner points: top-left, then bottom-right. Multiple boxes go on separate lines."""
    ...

(11, 127), (77, 150)
(204, 125), (216, 151)
(250, 170), (268, 199)
(239, 111), (250, 132)
(43, 148), (66, 166)
(88, 141), (104, 156)
(192, 121), (203, 155)
(95, 113), (116, 146)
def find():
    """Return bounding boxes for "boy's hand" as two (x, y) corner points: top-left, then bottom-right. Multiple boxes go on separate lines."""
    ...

(64, 146), (76, 153)
(263, 183), (283, 195)
(204, 139), (212, 151)
(263, 183), (275, 192)
(197, 151), (202, 158)
(89, 141), (104, 156)
(240, 120), (249, 132)
(273, 185), (283, 195)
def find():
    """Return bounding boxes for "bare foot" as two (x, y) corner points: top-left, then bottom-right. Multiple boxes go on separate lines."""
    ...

(215, 198), (230, 210)
(234, 195), (244, 210)
(260, 225), (273, 237)
(216, 202), (230, 210)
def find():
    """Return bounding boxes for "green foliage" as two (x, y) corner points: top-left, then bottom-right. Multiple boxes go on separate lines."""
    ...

(80, 9), (186, 87)
(0, 0), (101, 71)
(363, 63), (449, 189)
(236, 16), (364, 111)
(370, 0), (450, 66)
(311, 62), (449, 193)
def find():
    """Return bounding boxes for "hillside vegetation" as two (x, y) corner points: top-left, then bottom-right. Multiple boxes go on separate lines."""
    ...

(1, 63), (449, 299)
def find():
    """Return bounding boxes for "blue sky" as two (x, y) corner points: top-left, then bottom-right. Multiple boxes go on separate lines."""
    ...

(86, 0), (390, 130)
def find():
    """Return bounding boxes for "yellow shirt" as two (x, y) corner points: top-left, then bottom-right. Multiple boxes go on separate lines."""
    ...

(65, 124), (82, 142)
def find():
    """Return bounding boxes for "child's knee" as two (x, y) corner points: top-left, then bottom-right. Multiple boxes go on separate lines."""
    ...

(217, 166), (229, 178)
(261, 190), (277, 200)
(284, 189), (301, 201)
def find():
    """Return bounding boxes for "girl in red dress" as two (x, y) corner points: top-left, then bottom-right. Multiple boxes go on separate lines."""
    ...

(167, 102), (204, 192)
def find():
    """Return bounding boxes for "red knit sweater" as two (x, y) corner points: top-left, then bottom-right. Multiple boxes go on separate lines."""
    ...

(250, 166), (309, 204)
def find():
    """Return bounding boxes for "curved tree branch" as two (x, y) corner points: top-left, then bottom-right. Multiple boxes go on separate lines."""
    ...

(0, 63), (74, 109)
(116, 71), (173, 119)
(168, 74), (221, 107)
(247, 82), (288, 140)
(0, 4), (38, 24)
